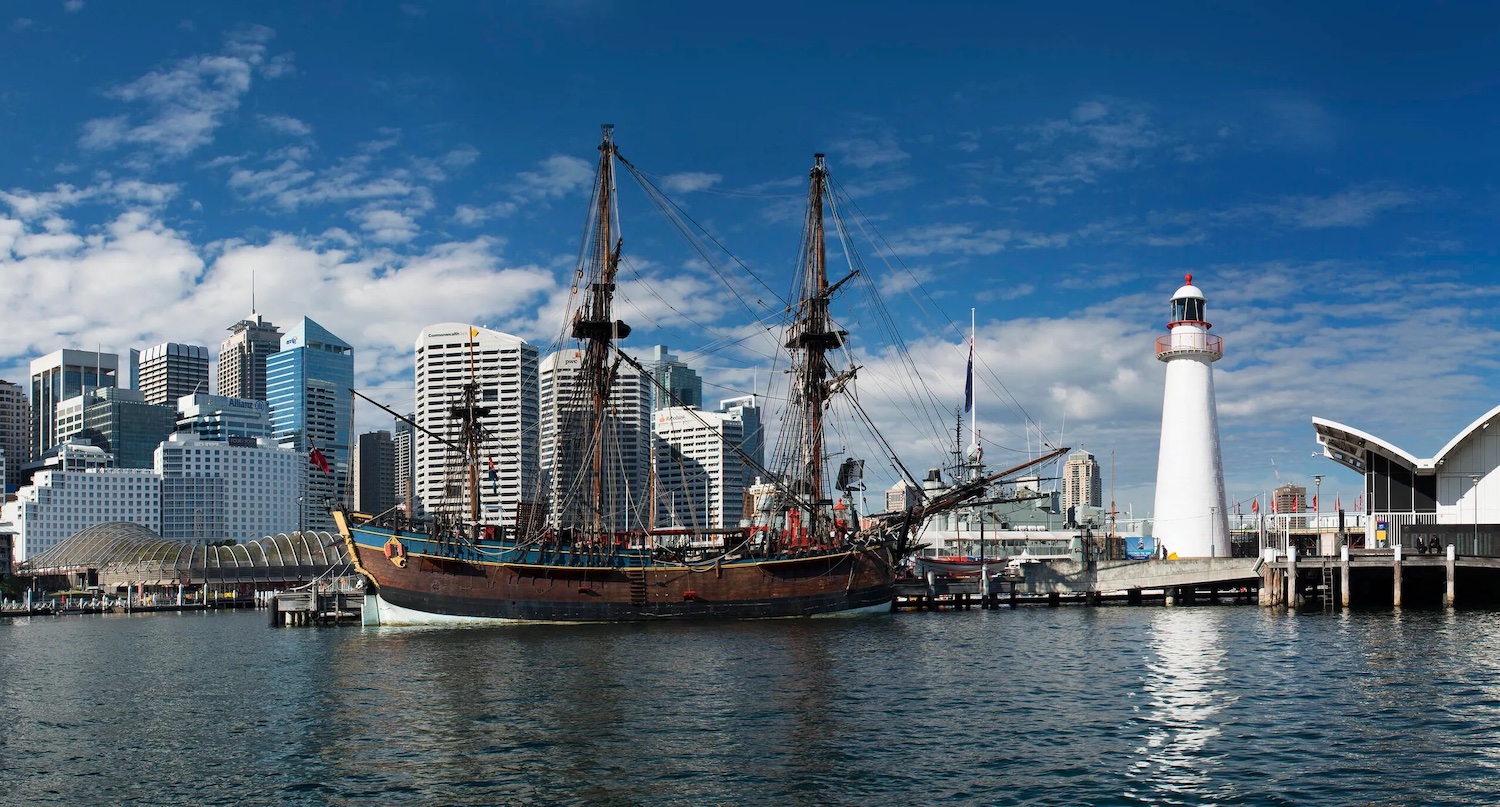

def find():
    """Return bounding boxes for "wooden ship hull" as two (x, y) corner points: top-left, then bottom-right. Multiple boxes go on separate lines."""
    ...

(337, 512), (895, 624)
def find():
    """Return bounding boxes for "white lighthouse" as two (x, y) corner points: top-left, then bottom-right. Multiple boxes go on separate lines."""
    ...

(1151, 273), (1230, 558)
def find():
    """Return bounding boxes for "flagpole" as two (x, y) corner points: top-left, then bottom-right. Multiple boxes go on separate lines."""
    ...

(970, 307), (977, 480)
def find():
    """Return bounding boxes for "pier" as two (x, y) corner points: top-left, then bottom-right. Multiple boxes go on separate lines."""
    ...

(269, 587), (365, 626)
(894, 557), (1264, 610)
(1259, 544), (1496, 609)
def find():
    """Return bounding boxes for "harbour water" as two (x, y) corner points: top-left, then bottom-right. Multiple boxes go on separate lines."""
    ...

(2, 606), (1498, 806)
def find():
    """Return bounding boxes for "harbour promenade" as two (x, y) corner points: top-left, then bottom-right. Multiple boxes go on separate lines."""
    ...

(902, 509), (1500, 611)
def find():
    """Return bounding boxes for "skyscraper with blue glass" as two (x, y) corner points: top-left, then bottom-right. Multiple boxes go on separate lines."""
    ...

(266, 317), (353, 533)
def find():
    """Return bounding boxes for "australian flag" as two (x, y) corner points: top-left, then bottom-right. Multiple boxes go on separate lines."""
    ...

(963, 341), (974, 413)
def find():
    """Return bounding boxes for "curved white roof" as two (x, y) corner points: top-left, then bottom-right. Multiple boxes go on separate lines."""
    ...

(1432, 403), (1500, 465)
(1313, 406), (1500, 474)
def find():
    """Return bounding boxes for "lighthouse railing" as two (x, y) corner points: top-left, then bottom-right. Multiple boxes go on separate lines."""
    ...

(1155, 332), (1223, 359)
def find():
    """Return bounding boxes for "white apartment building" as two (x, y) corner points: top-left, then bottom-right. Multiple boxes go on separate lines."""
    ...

(155, 432), (302, 543)
(540, 349), (651, 532)
(0, 444), (160, 561)
(654, 406), (747, 530)
(414, 324), (539, 525)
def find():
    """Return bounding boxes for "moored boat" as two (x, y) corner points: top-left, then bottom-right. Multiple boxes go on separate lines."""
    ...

(337, 128), (911, 624)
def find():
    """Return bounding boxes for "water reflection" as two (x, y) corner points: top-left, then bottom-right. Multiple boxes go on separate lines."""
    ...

(1125, 609), (1232, 804)
(13, 608), (1500, 805)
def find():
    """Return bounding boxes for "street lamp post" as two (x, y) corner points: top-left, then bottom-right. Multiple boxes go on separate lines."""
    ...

(1472, 474), (1481, 554)
(1313, 475), (1324, 552)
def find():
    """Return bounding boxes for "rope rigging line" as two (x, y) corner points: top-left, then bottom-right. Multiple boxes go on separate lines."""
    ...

(616, 152), (790, 327)
(828, 176), (1055, 451)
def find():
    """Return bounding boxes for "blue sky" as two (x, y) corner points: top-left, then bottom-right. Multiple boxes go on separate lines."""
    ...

(4, 1), (1500, 514)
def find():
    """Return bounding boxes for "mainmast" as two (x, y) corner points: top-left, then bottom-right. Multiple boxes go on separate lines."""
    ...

(569, 124), (630, 538)
(785, 154), (847, 539)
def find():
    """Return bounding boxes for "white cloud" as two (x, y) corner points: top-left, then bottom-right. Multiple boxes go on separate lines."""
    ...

(888, 224), (1014, 257)
(79, 26), (279, 160)
(0, 202), (560, 405)
(258, 114), (312, 137)
(1072, 101), (1108, 122)
(885, 223), (1071, 257)
(0, 179), (179, 219)
(660, 172), (722, 194)
(63, 0), (84, 12)
(439, 145), (479, 170)
(511, 155), (594, 200)
(453, 202), (517, 225)
(1275, 186), (1414, 229)
(11, 18), (34, 31)
(352, 207), (420, 244)
(832, 134), (910, 170)
(1011, 100), (1167, 199)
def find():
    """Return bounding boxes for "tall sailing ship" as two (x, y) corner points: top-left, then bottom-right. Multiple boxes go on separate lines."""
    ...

(336, 127), (923, 624)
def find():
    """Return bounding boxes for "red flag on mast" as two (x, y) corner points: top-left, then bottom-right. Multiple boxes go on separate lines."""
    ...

(309, 444), (330, 475)
(1251, 497), (1259, 514)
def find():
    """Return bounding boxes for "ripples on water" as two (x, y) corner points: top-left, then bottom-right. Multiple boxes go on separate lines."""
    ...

(4, 606), (1500, 805)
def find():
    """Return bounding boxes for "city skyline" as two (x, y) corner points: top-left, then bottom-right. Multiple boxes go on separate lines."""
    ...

(6, 3), (1500, 512)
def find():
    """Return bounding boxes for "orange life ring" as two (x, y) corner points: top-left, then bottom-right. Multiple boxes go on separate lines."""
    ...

(383, 536), (407, 568)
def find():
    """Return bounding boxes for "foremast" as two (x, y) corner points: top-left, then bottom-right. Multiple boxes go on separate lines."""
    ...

(565, 124), (631, 540)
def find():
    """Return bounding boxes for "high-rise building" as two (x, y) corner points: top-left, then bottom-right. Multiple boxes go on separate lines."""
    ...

(0, 443), (160, 561)
(393, 416), (414, 513)
(648, 345), (703, 411)
(1273, 483), (1309, 518)
(138, 342), (210, 405)
(654, 406), (747, 529)
(0, 380), (30, 492)
(126, 348), (140, 391)
(218, 313), (283, 401)
(29, 349), (118, 457)
(1062, 449), (1103, 512)
(176, 394), (273, 441)
(155, 432), (301, 542)
(65, 387), (176, 470)
(415, 324), (539, 526)
(266, 317), (353, 533)
(353, 430), (398, 515)
(718, 395), (764, 486)
(540, 349), (650, 531)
